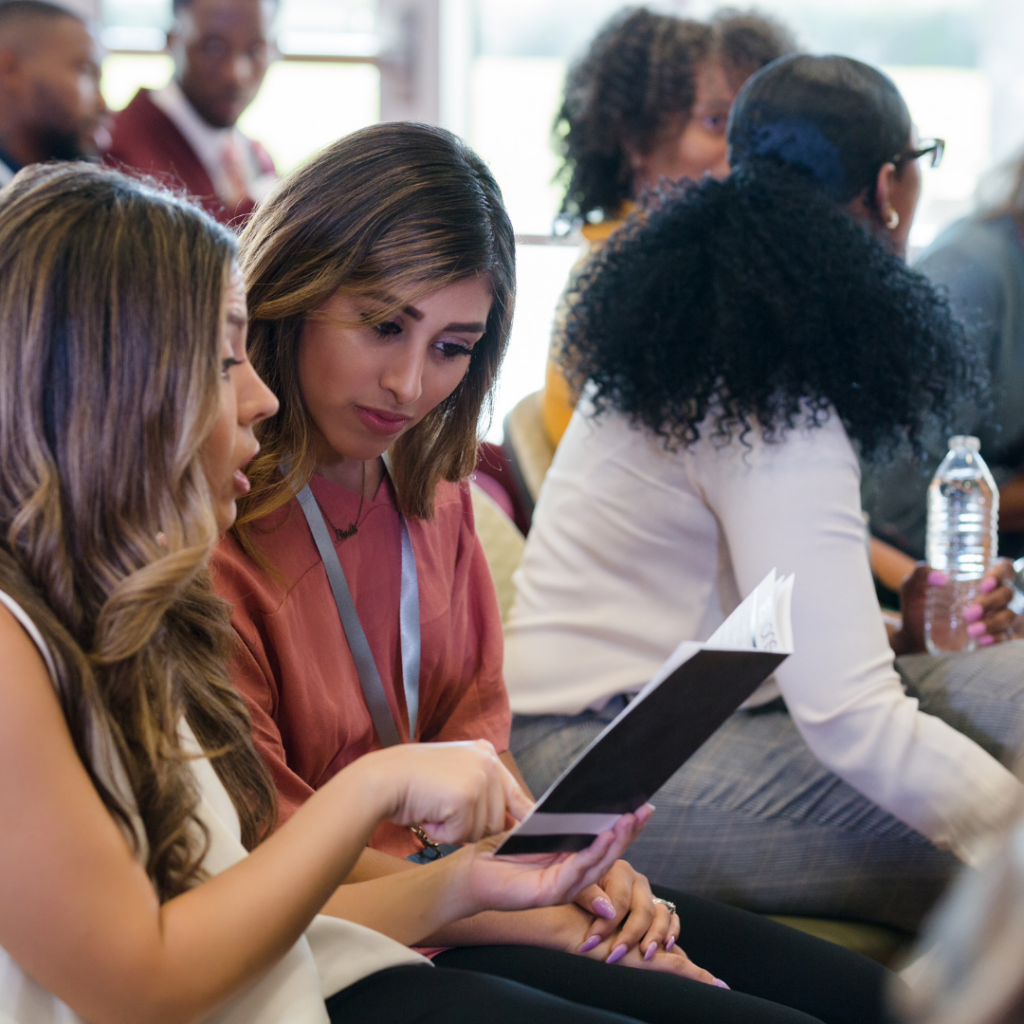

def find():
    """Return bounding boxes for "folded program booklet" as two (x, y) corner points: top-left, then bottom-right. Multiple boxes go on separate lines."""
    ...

(496, 570), (795, 855)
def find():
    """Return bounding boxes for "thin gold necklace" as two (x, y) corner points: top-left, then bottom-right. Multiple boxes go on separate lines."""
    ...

(314, 461), (366, 542)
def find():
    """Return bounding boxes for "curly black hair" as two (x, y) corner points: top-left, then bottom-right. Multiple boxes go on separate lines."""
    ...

(560, 161), (984, 461)
(554, 7), (797, 224)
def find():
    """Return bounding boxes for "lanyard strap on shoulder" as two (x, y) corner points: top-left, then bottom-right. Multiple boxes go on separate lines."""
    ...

(296, 483), (420, 746)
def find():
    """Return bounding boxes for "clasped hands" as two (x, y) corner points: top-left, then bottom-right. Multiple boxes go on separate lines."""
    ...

(454, 802), (717, 984)
(568, 852), (719, 984)
(378, 740), (718, 984)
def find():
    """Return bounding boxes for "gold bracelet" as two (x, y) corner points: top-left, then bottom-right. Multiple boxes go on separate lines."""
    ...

(410, 825), (443, 860)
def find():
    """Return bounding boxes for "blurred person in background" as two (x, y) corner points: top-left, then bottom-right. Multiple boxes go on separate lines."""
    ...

(895, 801), (1024, 1024)
(0, 0), (109, 185)
(540, 7), (797, 450)
(107, 0), (277, 226)
(864, 152), (1024, 571)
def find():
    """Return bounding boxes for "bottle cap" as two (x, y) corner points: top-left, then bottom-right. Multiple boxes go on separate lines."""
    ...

(949, 435), (981, 452)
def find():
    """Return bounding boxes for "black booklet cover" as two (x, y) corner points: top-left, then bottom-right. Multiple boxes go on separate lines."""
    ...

(496, 571), (793, 855)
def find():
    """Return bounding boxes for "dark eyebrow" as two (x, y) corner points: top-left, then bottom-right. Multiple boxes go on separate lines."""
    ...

(443, 322), (487, 333)
(400, 305), (485, 333)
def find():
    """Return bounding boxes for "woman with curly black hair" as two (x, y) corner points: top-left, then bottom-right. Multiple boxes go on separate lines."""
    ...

(540, 6), (797, 448)
(555, 6), (795, 225)
(505, 54), (1024, 931)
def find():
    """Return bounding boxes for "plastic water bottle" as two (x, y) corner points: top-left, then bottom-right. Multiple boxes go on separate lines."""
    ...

(924, 436), (998, 654)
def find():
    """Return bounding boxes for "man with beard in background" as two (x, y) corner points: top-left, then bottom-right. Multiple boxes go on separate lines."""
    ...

(0, 0), (110, 185)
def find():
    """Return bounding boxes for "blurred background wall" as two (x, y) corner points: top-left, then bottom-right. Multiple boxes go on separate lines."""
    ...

(90, 0), (1024, 439)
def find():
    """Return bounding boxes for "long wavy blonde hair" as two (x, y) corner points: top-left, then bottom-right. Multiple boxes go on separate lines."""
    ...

(234, 122), (516, 547)
(0, 163), (276, 900)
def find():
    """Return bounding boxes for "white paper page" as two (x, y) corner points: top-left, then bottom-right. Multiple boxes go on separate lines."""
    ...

(498, 570), (795, 846)
(704, 569), (794, 654)
(624, 569), (794, 714)
(576, 572), (797, 732)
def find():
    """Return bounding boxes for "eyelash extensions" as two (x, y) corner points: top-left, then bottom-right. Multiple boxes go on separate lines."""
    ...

(371, 319), (472, 360)
(438, 342), (472, 360)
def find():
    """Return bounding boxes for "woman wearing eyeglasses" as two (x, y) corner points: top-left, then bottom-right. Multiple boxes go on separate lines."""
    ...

(504, 54), (1024, 931)
(863, 139), (1024, 572)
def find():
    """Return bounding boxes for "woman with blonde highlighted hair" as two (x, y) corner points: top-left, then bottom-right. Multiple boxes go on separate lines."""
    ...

(0, 162), (640, 1024)
(214, 121), (896, 1024)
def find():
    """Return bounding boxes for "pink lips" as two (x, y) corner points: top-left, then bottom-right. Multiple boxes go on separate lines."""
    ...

(356, 405), (412, 437)
(233, 442), (260, 497)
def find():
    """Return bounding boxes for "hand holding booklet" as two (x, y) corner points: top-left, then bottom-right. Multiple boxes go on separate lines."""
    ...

(496, 570), (795, 855)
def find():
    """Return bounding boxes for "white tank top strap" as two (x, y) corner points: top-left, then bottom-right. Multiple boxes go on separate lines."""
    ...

(0, 586), (424, 1024)
(0, 586), (58, 682)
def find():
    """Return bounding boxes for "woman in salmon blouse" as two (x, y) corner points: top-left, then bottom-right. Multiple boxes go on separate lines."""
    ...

(0, 162), (631, 1024)
(213, 120), (895, 1024)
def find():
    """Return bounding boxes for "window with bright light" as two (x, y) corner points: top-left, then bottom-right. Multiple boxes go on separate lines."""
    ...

(470, 0), (993, 247)
(466, 0), (1013, 437)
(97, 0), (1020, 442)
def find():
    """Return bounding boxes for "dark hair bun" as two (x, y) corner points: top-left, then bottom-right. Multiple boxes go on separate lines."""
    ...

(728, 54), (911, 202)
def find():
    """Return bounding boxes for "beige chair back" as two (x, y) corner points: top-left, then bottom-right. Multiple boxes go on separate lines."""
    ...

(503, 391), (555, 508)
(470, 482), (525, 623)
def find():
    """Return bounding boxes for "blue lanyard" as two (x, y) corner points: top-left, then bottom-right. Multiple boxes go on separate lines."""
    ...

(296, 474), (421, 747)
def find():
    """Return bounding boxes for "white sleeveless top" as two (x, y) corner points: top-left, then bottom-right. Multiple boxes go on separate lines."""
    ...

(0, 589), (426, 1024)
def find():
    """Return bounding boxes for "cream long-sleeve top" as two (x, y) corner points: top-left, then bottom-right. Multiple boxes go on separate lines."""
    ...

(503, 400), (1024, 863)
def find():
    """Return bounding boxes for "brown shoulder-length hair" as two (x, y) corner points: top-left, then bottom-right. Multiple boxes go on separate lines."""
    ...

(234, 121), (516, 544)
(0, 163), (276, 900)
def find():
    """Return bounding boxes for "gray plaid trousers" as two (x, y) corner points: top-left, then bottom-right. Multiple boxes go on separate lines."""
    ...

(510, 641), (1024, 932)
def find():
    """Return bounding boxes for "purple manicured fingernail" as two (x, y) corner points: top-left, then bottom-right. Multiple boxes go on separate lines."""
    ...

(967, 621), (987, 637)
(606, 944), (628, 965)
(578, 936), (601, 953)
(593, 897), (616, 919)
(644, 943), (657, 961)
(979, 634), (995, 646)
(665, 935), (675, 951)
(981, 575), (998, 593)
(964, 604), (984, 622)
(928, 570), (949, 586)
(713, 979), (731, 990)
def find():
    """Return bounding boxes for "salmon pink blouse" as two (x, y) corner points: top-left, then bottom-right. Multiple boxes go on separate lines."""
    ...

(213, 473), (511, 858)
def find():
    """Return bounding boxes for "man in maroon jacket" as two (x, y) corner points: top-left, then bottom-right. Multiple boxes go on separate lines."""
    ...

(107, 0), (278, 226)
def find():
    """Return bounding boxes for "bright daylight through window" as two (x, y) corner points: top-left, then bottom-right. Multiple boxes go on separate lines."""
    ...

(99, 0), (1020, 440)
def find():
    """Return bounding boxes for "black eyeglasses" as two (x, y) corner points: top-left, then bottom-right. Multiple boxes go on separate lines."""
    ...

(892, 138), (945, 169)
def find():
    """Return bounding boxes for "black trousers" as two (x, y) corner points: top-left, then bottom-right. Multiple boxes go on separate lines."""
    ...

(326, 887), (899, 1024)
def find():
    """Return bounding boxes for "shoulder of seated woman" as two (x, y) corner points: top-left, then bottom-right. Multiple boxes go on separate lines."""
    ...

(430, 478), (471, 518)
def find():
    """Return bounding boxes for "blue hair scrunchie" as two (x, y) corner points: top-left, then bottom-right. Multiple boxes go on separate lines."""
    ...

(730, 117), (849, 201)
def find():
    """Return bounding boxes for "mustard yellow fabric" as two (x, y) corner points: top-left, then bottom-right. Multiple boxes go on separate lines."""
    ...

(540, 350), (578, 450)
(540, 207), (633, 448)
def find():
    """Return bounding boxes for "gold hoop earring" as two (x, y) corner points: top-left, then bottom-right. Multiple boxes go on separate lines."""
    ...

(885, 208), (900, 230)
